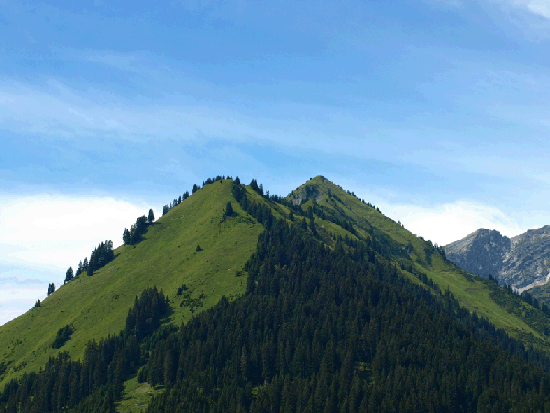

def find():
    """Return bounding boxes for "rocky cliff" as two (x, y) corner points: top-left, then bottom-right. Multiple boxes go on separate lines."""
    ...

(445, 226), (550, 292)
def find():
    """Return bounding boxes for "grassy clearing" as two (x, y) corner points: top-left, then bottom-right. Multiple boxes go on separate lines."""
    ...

(116, 376), (164, 413)
(0, 180), (263, 390)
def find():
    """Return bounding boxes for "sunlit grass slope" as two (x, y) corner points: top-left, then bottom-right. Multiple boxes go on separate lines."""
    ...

(290, 176), (550, 351)
(0, 179), (263, 389)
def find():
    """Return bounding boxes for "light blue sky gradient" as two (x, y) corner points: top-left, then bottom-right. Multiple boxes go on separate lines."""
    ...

(2, 0), (550, 324)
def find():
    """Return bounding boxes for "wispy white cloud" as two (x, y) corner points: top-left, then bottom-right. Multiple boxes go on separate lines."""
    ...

(502, 0), (550, 19)
(423, 0), (464, 8)
(0, 194), (158, 325)
(0, 194), (151, 272)
(0, 79), (264, 142)
(0, 303), (36, 327)
(379, 200), (526, 245)
(0, 193), (160, 326)
(0, 281), (51, 326)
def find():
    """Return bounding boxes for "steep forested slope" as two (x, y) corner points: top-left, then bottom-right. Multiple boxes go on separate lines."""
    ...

(286, 176), (550, 352)
(142, 212), (550, 413)
(2, 176), (550, 413)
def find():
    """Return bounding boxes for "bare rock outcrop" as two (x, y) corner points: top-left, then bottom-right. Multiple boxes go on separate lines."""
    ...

(445, 226), (550, 292)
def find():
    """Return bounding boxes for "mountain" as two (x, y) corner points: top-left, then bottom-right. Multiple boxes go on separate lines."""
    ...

(444, 226), (550, 293)
(0, 178), (264, 389)
(2, 176), (550, 412)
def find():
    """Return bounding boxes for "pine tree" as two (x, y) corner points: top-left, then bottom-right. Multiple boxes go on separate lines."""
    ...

(148, 209), (155, 224)
(65, 267), (74, 283)
(225, 202), (234, 217)
(123, 228), (131, 245)
(250, 179), (259, 192)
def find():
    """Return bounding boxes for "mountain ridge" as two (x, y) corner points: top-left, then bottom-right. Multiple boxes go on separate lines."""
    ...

(445, 226), (550, 293)
(3, 175), (550, 412)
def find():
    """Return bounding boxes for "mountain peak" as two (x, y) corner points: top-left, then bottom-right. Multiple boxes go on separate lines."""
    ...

(287, 175), (363, 207)
(287, 175), (331, 206)
(445, 225), (550, 291)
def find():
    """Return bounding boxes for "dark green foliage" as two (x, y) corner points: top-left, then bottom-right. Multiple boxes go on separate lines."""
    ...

(87, 241), (114, 276)
(65, 267), (74, 283)
(225, 201), (234, 217)
(34, 299), (40, 308)
(148, 209), (155, 224)
(123, 228), (131, 245)
(72, 244), (110, 279)
(176, 284), (188, 296)
(178, 289), (206, 313)
(47, 283), (55, 296)
(308, 206), (316, 234)
(192, 184), (199, 194)
(52, 325), (73, 349)
(76, 260), (84, 276)
(196, 244), (202, 252)
(125, 287), (169, 341)
(0, 287), (167, 413)
(234, 176), (240, 185)
(74, 257), (88, 277)
(138, 198), (550, 413)
(202, 176), (226, 187)
(123, 216), (148, 246)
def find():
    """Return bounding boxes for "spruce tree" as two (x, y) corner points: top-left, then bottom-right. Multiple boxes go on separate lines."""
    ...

(65, 267), (74, 283)
(225, 202), (234, 217)
(148, 209), (155, 224)
(123, 228), (131, 245)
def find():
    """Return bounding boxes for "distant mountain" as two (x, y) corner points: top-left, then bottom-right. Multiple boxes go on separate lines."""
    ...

(445, 226), (550, 292)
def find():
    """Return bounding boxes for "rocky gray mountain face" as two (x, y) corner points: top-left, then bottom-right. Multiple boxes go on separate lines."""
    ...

(444, 226), (550, 293)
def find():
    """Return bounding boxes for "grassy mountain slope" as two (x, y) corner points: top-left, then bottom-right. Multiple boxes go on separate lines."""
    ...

(0, 179), (263, 389)
(2, 175), (550, 412)
(2, 174), (550, 397)
(289, 176), (550, 350)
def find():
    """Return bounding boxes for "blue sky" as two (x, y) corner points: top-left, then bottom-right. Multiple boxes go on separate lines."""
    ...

(2, 0), (550, 324)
